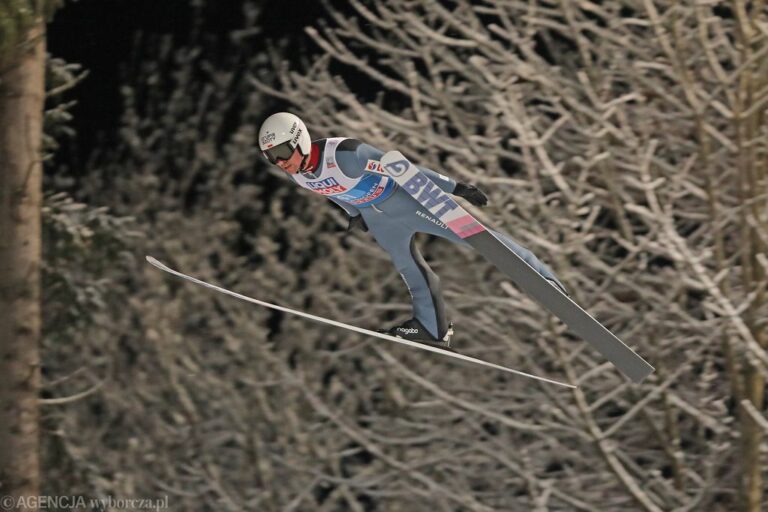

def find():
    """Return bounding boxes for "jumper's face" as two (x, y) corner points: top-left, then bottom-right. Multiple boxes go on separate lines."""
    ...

(274, 147), (303, 174)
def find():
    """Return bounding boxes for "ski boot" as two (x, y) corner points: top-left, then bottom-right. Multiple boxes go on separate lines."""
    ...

(379, 318), (454, 349)
(547, 278), (569, 296)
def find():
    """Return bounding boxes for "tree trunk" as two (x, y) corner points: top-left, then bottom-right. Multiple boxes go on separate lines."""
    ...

(0, 17), (45, 506)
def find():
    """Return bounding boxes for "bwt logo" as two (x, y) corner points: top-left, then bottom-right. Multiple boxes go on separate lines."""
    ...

(403, 175), (460, 217)
(382, 159), (410, 177)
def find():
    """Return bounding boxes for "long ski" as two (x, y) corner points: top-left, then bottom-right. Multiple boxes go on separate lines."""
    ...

(146, 256), (575, 389)
(379, 151), (654, 383)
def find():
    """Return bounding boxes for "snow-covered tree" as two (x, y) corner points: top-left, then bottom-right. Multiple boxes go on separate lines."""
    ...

(253, 2), (768, 509)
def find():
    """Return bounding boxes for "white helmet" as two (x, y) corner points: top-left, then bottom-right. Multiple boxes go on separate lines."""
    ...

(258, 112), (311, 164)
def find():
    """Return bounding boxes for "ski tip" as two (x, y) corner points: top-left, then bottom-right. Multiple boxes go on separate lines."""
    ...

(145, 255), (169, 271)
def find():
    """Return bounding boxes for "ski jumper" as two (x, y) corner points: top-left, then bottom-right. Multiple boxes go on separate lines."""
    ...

(293, 138), (563, 340)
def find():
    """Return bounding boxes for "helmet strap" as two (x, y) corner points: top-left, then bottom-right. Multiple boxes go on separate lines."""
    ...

(299, 152), (310, 172)
(298, 143), (317, 173)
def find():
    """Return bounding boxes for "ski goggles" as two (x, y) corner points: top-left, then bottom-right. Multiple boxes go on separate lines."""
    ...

(262, 140), (297, 164)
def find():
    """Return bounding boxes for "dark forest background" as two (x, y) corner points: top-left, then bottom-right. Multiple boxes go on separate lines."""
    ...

(1, 1), (767, 511)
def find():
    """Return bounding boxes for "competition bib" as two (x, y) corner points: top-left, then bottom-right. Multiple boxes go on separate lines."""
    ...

(293, 138), (395, 206)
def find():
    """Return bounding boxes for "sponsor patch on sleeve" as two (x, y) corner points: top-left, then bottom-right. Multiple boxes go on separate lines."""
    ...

(365, 159), (383, 174)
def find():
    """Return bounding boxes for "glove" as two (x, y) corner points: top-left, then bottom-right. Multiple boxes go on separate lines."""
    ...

(453, 182), (488, 207)
(347, 214), (368, 232)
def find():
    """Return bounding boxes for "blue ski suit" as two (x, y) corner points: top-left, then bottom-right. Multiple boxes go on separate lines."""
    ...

(292, 137), (563, 339)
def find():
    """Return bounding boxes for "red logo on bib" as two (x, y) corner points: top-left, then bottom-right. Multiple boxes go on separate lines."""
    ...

(365, 159), (383, 173)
